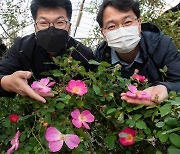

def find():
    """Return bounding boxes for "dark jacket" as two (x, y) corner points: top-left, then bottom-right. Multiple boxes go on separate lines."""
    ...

(94, 23), (180, 92)
(0, 33), (95, 96)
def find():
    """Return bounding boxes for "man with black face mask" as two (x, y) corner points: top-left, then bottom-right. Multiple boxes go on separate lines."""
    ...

(0, 0), (95, 103)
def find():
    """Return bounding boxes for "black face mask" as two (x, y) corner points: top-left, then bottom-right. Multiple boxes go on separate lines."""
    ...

(36, 27), (69, 53)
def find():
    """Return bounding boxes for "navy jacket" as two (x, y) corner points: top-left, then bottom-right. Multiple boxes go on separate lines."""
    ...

(94, 23), (180, 92)
(0, 33), (95, 96)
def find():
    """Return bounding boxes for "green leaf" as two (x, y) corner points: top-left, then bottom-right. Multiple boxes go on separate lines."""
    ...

(132, 114), (142, 121)
(104, 135), (116, 150)
(159, 104), (172, 117)
(126, 119), (135, 128)
(134, 133), (145, 141)
(135, 120), (147, 129)
(93, 84), (101, 95)
(117, 112), (124, 124)
(2, 119), (11, 127)
(52, 69), (62, 77)
(106, 108), (116, 115)
(55, 103), (65, 110)
(171, 99), (180, 105)
(100, 61), (111, 67)
(144, 127), (151, 135)
(156, 151), (163, 154)
(155, 122), (165, 128)
(88, 60), (100, 65)
(132, 104), (144, 110)
(168, 146), (180, 154)
(159, 132), (169, 142)
(20, 133), (26, 142)
(164, 118), (178, 127)
(47, 107), (55, 113)
(45, 113), (51, 124)
(169, 133), (180, 148)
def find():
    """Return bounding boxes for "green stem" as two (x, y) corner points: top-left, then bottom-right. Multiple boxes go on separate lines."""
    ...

(162, 127), (180, 134)
(32, 132), (46, 154)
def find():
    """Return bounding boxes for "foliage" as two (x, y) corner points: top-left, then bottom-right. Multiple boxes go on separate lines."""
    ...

(151, 10), (180, 49)
(0, 53), (180, 154)
(0, 0), (32, 46)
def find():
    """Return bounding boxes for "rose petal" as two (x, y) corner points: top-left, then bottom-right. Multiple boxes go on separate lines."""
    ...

(39, 78), (50, 86)
(81, 110), (94, 123)
(66, 80), (88, 96)
(7, 145), (15, 154)
(82, 122), (90, 129)
(64, 134), (80, 149)
(47, 82), (56, 87)
(45, 127), (61, 142)
(126, 92), (136, 97)
(38, 87), (51, 93)
(14, 140), (19, 150)
(128, 85), (137, 93)
(71, 109), (80, 119)
(119, 137), (135, 146)
(72, 119), (82, 128)
(31, 81), (40, 89)
(121, 128), (136, 136)
(49, 140), (63, 152)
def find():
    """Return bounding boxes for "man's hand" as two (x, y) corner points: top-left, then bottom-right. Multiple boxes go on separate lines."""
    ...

(1, 71), (54, 103)
(121, 85), (168, 106)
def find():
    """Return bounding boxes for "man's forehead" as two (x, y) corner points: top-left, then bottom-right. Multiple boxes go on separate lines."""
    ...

(38, 16), (66, 20)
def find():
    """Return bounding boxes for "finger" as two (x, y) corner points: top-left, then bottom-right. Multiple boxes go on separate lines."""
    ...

(15, 71), (32, 79)
(121, 96), (155, 106)
(120, 93), (127, 96)
(36, 92), (54, 98)
(22, 85), (46, 103)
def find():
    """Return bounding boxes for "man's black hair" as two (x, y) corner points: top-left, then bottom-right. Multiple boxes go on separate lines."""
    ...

(30, 0), (72, 20)
(96, 0), (140, 28)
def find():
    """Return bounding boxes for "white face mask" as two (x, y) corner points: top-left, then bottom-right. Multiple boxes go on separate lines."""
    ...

(105, 25), (141, 54)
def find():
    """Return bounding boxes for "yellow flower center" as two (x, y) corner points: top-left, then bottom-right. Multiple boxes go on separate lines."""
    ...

(40, 83), (46, 88)
(79, 115), (85, 121)
(60, 134), (65, 140)
(126, 134), (133, 141)
(73, 87), (80, 93)
(12, 141), (17, 145)
(136, 91), (142, 96)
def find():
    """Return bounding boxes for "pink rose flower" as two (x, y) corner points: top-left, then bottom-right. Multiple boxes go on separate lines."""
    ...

(66, 80), (88, 96)
(31, 78), (55, 93)
(132, 74), (146, 83)
(126, 85), (151, 99)
(45, 127), (80, 152)
(7, 131), (21, 154)
(9, 114), (19, 123)
(118, 128), (136, 146)
(71, 109), (95, 129)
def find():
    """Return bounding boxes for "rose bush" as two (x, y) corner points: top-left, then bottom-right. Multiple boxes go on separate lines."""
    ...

(0, 53), (180, 154)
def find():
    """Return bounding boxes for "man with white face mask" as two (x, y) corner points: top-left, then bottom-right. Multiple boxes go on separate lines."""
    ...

(94, 0), (180, 106)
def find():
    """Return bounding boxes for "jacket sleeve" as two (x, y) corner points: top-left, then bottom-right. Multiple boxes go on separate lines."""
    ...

(0, 38), (22, 96)
(154, 36), (180, 92)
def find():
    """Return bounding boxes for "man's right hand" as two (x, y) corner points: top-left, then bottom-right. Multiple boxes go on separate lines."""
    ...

(0, 71), (54, 103)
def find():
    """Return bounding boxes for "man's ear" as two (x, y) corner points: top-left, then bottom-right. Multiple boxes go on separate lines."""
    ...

(138, 18), (142, 33)
(101, 29), (107, 41)
(34, 24), (38, 35)
(67, 23), (72, 35)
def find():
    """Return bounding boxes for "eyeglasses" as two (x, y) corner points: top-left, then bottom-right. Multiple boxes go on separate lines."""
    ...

(35, 19), (69, 30)
(103, 17), (139, 32)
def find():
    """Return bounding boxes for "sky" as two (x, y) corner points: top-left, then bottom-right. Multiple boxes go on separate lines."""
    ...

(0, 0), (179, 41)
